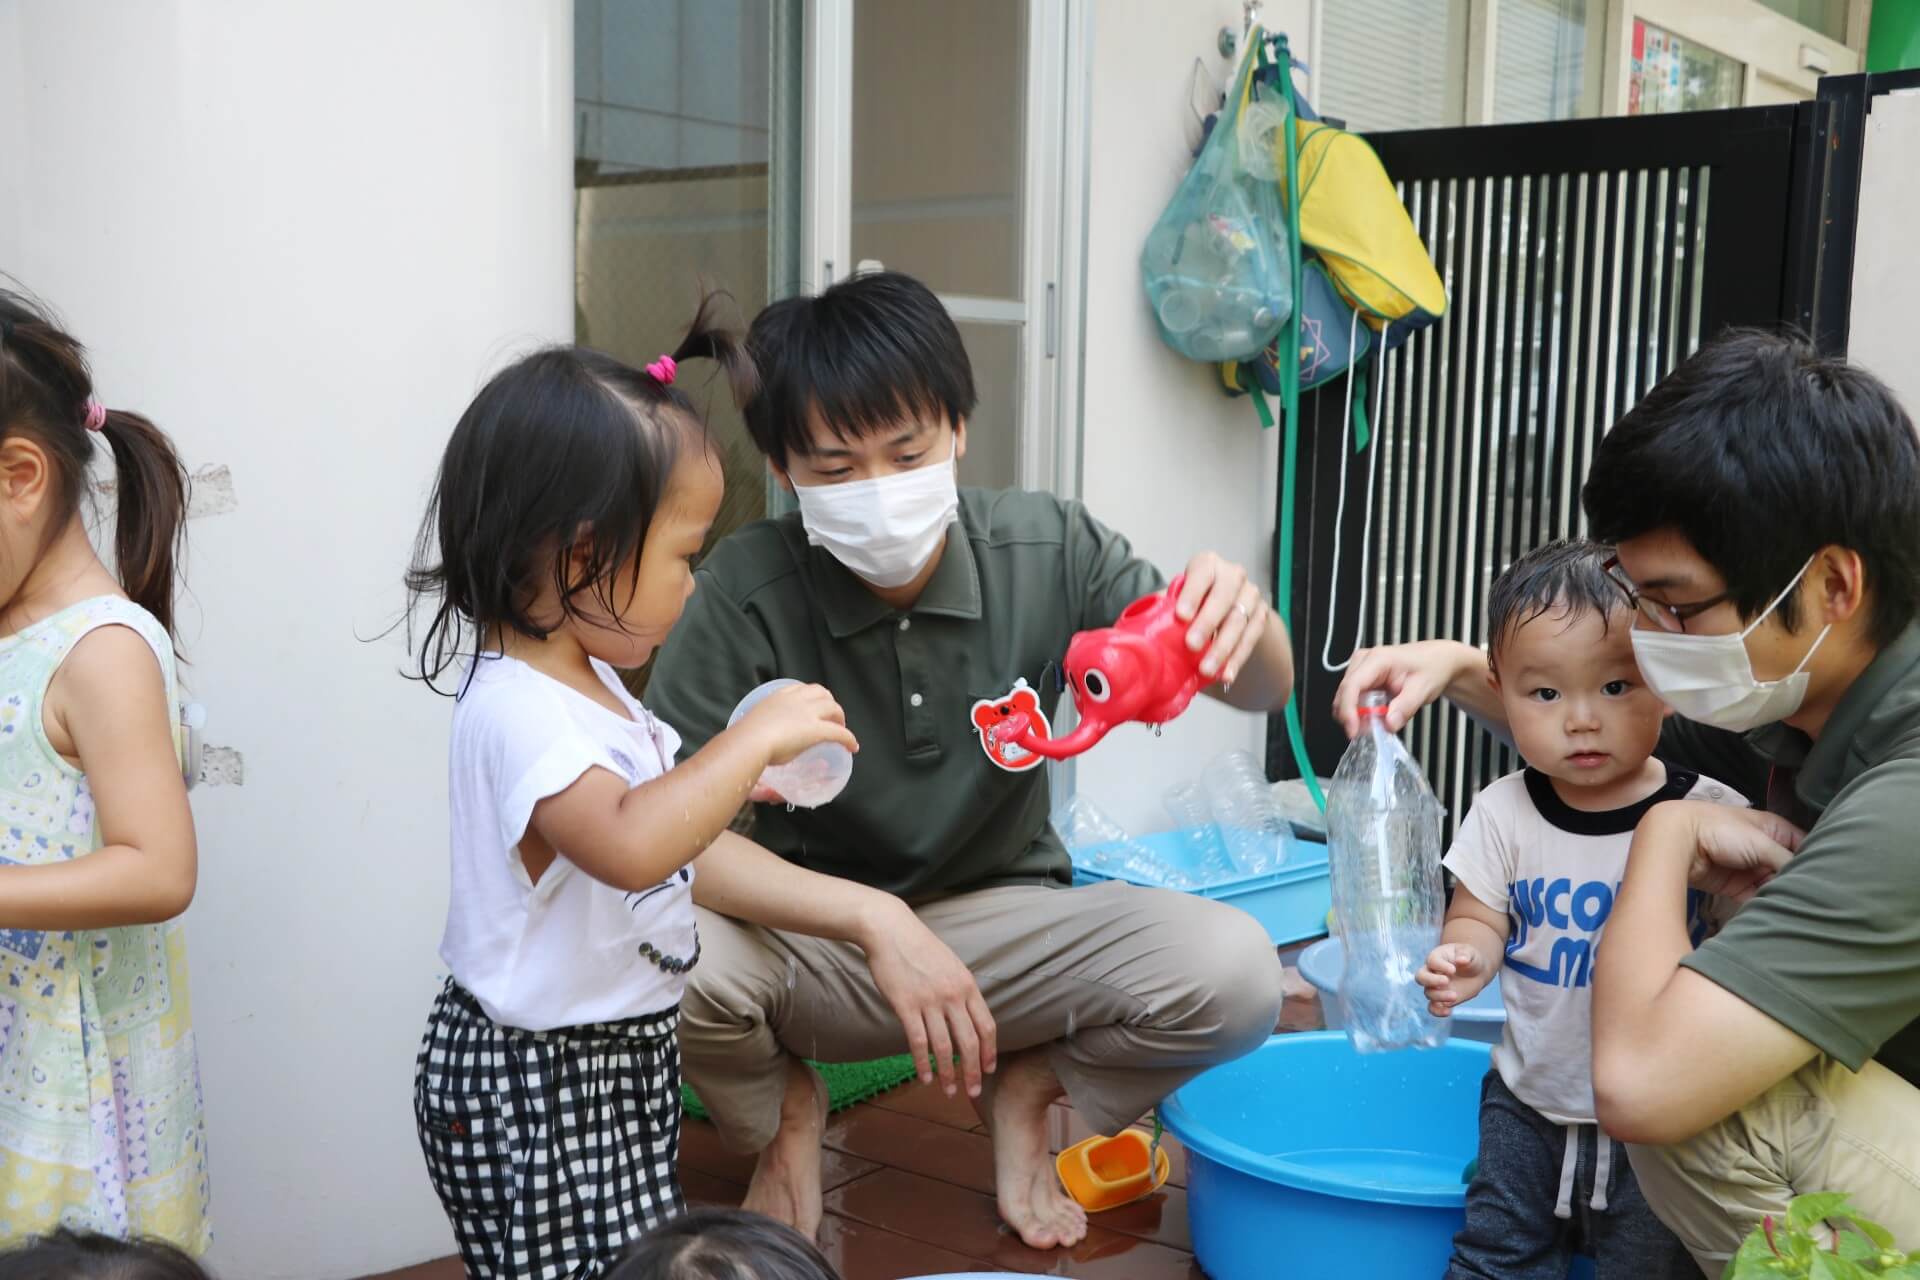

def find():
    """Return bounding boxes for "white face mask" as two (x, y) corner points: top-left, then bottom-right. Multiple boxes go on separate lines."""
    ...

(791, 441), (960, 588)
(1630, 555), (1832, 733)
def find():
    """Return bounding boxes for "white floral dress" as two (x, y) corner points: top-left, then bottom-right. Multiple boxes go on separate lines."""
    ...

(0, 597), (209, 1249)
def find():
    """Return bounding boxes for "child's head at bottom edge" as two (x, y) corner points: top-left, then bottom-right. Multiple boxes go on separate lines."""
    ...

(609, 1208), (842, 1280)
(0, 1228), (210, 1280)
(1486, 537), (1665, 796)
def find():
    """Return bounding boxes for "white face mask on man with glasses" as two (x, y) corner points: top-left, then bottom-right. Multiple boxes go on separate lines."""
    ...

(1609, 553), (1831, 733)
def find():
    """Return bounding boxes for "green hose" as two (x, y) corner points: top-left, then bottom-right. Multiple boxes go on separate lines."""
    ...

(1269, 31), (1327, 815)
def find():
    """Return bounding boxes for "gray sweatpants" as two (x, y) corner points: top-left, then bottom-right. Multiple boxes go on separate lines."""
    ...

(1447, 1069), (1700, 1280)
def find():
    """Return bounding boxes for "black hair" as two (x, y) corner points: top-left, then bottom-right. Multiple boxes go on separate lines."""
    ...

(1485, 538), (1622, 671)
(743, 270), (976, 469)
(0, 1228), (211, 1280)
(404, 292), (756, 692)
(608, 1208), (840, 1280)
(1582, 329), (1920, 646)
(0, 286), (190, 637)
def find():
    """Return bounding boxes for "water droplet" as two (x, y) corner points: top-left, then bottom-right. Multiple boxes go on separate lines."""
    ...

(786, 958), (798, 992)
(785, 803), (796, 814)
(1064, 1010), (1076, 1041)
(1153, 724), (1163, 738)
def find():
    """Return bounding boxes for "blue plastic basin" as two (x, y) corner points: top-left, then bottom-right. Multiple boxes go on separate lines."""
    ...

(1163, 1032), (1488, 1279)
(1164, 1033), (1596, 1279)
(1298, 935), (1508, 1044)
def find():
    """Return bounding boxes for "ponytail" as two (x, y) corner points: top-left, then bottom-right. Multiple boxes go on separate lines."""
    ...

(97, 409), (189, 637)
(669, 288), (760, 415)
(0, 287), (189, 638)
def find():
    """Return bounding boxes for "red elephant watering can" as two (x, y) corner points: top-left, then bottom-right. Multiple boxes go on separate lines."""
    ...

(989, 575), (1217, 760)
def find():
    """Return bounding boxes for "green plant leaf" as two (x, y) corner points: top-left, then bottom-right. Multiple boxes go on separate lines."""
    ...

(1836, 1231), (1876, 1262)
(1808, 1251), (1873, 1280)
(1878, 1261), (1920, 1279)
(1837, 1214), (1898, 1250)
(1791, 1194), (1855, 1233)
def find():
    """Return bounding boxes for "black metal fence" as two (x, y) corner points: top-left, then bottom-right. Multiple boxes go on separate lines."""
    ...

(1271, 96), (1859, 830)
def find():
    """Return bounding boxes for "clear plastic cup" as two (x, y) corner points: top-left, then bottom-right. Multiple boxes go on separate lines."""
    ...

(1157, 286), (1207, 334)
(727, 679), (853, 809)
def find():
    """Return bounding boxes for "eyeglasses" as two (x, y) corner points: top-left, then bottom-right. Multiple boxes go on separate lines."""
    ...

(1602, 556), (1732, 634)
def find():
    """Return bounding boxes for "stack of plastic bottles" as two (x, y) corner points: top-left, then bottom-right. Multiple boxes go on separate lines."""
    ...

(1202, 750), (1292, 876)
(1054, 795), (1197, 890)
(1056, 750), (1295, 891)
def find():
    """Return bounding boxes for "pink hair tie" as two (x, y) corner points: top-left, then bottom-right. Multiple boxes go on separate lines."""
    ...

(645, 355), (677, 386)
(83, 399), (106, 433)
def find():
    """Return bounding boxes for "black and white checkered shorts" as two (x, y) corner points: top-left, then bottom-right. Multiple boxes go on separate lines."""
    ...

(414, 980), (687, 1279)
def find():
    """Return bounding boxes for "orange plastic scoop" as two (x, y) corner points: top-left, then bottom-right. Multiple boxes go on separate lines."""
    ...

(1054, 1128), (1172, 1212)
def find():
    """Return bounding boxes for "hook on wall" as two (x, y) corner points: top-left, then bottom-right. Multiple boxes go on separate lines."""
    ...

(1220, 3), (1265, 60)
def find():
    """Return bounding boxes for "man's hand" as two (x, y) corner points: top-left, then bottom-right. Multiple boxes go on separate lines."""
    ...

(1655, 800), (1804, 901)
(860, 899), (998, 1098)
(1416, 943), (1489, 1017)
(1175, 551), (1269, 686)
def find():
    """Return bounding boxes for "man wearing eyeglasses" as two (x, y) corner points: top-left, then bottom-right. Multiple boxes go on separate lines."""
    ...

(1333, 330), (1920, 1275)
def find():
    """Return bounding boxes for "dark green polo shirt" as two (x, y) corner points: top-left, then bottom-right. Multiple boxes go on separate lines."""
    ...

(1660, 624), (1920, 1090)
(647, 487), (1165, 899)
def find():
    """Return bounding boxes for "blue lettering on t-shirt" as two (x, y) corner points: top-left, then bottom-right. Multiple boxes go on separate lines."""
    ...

(1505, 878), (1710, 988)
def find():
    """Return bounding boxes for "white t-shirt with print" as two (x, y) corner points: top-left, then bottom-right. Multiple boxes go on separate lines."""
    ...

(439, 654), (699, 1030)
(1442, 764), (1747, 1125)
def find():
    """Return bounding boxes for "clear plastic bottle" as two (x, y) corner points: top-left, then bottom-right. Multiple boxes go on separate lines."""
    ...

(1162, 781), (1239, 885)
(1201, 749), (1290, 876)
(1054, 796), (1195, 890)
(1325, 690), (1450, 1053)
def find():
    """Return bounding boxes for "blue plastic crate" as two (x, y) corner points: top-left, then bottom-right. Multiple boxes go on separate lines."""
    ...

(1071, 828), (1331, 946)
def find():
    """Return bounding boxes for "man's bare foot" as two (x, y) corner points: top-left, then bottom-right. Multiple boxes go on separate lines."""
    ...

(741, 1060), (828, 1241)
(974, 1048), (1089, 1250)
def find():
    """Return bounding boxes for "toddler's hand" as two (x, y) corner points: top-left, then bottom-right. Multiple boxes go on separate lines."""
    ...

(740, 682), (860, 766)
(1416, 943), (1484, 1017)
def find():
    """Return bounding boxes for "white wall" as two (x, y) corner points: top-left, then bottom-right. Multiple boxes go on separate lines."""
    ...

(0, 3), (573, 1276)
(1074, 0), (1313, 835)
(1846, 89), (1920, 419)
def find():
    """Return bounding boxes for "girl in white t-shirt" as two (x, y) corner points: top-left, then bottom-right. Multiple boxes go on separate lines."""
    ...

(403, 300), (858, 1280)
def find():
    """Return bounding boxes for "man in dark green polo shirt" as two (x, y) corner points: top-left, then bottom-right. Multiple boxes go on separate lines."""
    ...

(649, 272), (1293, 1250)
(1331, 331), (1920, 1274)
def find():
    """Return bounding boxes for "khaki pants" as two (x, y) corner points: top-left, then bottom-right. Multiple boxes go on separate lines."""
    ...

(1628, 1057), (1920, 1277)
(681, 880), (1286, 1151)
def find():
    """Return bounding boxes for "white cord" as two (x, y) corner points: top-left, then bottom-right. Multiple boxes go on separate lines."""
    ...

(1320, 309), (1385, 674)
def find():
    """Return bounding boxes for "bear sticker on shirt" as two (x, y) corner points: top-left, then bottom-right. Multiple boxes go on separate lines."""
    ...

(971, 679), (1050, 773)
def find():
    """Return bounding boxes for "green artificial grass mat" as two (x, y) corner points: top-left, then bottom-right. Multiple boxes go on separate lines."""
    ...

(681, 1054), (920, 1122)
